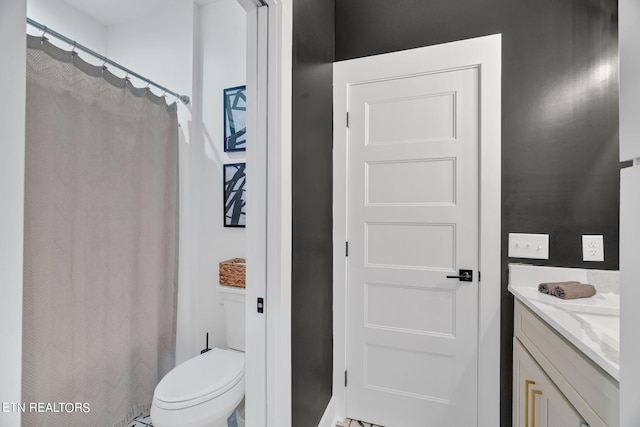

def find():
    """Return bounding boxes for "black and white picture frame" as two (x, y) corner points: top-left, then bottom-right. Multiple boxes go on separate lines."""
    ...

(223, 162), (246, 227)
(223, 85), (246, 152)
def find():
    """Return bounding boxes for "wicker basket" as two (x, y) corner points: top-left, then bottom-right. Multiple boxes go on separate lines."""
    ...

(219, 258), (246, 288)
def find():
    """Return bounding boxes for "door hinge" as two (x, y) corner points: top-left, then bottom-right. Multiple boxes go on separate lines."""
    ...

(346, 241), (349, 257)
(478, 271), (481, 281)
(257, 297), (264, 313)
(345, 370), (348, 387)
(346, 112), (349, 128)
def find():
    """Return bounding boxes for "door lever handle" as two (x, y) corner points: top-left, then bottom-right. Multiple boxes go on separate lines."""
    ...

(446, 269), (473, 282)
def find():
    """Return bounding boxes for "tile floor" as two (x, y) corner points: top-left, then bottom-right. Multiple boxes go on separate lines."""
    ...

(337, 418), (385, 427)
(128, 414), (152, 427)
(129, 412), (240, 427)
(129, 414), (374, 427)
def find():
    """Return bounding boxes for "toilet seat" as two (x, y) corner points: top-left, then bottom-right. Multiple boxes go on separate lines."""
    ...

(153, 348), (244, 410)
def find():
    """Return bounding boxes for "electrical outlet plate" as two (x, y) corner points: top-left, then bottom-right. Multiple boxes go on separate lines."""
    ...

(508, 233), (549, 259)
(582, 235), (604, 262)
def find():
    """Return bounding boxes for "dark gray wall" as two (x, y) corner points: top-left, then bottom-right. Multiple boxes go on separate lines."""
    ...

(291, 0), (335, 426)
(335, 0), (619, 425)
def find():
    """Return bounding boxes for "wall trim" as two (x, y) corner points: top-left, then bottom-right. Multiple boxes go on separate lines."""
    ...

(332, 34), (502, 426)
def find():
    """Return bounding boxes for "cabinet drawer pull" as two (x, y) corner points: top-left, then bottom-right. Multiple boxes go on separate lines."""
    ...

(531, 389), (543, 427)
(525, 379), (535, 427)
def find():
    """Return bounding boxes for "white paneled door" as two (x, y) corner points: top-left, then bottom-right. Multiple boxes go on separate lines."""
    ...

(345, 67), (480, 427)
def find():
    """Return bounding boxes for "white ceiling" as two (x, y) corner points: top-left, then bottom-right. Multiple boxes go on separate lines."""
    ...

(61, 0), (220, 27)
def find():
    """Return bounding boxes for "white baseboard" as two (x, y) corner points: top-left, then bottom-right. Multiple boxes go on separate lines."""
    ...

(317, 396), (341, 427)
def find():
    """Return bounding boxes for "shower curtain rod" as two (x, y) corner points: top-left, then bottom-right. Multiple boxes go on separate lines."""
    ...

(26, 17), (191, 105)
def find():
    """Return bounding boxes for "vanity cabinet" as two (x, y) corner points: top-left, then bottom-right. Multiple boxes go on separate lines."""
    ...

(513, 300), (619, 427)
(514, 339), (587, 427)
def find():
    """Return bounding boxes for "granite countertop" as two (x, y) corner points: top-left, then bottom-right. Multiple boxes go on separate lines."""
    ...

(508, 264), (620, 381)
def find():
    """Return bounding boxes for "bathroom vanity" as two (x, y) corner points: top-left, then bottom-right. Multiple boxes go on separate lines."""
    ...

(509, 264), (620, 427)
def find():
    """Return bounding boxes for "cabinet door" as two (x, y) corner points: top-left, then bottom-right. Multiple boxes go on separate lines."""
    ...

(543, 368), (589, 427)
(514, 338), (588, 427)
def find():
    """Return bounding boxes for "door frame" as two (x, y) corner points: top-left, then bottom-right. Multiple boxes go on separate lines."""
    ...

(240, 0), (292, 426)
(332, 34), (501, 426)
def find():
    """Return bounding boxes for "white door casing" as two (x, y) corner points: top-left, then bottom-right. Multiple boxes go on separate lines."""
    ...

(243, 3), (268, 427)
(333, 34), (501, 427)
(242, 1), (293, 426)
(346, 67), (479, 426)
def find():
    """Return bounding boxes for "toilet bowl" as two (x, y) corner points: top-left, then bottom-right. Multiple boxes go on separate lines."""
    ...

(151, 286), (246, 427)
(151, 348), (244, 427)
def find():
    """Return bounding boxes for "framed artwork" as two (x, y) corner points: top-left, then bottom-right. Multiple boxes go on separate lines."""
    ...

(223, 85), (247, 152)
(223, 162), (246, 227)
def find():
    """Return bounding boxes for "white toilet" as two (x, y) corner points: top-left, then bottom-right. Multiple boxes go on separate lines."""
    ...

(151, 286), (246, 427)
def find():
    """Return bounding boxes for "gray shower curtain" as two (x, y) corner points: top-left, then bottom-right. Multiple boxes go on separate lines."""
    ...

(22, 35), (178, 427)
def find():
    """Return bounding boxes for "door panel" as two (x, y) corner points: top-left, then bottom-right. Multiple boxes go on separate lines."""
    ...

(346, 67), (479, 427)
(366, 158), (456, 205)
(366, 91), (456, 144)
(365, 283), (455, 335)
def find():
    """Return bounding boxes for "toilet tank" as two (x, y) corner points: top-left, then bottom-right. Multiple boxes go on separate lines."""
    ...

(217, 285), (246, 352)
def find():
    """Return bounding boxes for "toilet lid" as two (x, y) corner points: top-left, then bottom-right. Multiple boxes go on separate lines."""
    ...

(154, 348), (244, 409)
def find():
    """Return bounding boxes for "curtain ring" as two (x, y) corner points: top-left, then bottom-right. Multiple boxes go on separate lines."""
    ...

(40, 26), (48, 44)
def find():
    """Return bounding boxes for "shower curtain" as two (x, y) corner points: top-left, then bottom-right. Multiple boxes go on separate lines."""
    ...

(22, 35), (179, 427)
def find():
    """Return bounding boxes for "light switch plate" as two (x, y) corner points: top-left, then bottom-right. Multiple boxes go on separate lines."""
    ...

(508, 233), (550, 259)
(582, 235), (604, 262)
